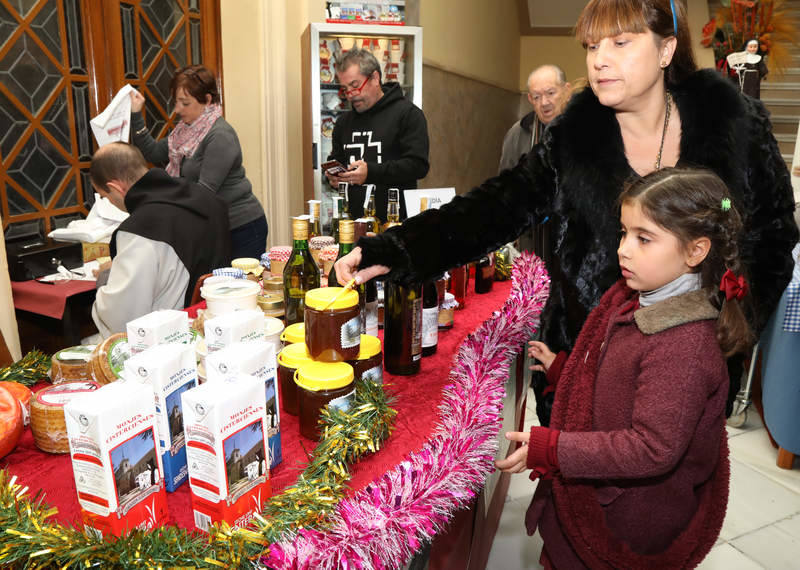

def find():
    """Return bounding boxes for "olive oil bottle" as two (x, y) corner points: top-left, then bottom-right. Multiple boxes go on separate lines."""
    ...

(283, 216), (320, 325)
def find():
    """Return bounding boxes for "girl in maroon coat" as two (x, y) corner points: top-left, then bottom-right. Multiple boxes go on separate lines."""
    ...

(497, 168), (752, 569)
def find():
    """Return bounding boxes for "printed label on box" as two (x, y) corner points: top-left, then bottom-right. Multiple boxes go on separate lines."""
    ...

(123, 344), (197, 492)
(181, 375), (271, 532)
(205, 342), (281, 467)
(65, 382), (168, 537)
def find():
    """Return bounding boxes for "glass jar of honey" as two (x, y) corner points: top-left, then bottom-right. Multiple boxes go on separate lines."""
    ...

(276, 342), (313, 416)
(280, 322), (305, 347)
(304, 287), (361, 362)
(347, 334), (383, 385)
(294, 361), (355, 440)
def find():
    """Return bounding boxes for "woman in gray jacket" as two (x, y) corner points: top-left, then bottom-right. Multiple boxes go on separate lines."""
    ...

(129, 65), (267, 260)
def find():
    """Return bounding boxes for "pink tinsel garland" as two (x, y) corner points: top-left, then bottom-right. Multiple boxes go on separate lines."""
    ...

(265, 253), (550, 569)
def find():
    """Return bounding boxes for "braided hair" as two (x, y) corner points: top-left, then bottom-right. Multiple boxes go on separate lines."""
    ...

(619, 168), (754, 356)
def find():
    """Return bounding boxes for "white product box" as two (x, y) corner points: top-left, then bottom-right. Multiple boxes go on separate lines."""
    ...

(181, 374), (271, 532)
(123, 343), (197, 491)
(64, 381), (168, 537)
(204, 309), (265, 352)
(126, 310), (189, 355)
(205, 342), (281, 466)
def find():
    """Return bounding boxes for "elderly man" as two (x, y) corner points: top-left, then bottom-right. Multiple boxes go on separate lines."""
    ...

(325, 48), (429, 222)
(498, 66), (570, 428)
(89, 142), (230, 336)
(498, 64), (571, 260)
(498, 64), (571, 172)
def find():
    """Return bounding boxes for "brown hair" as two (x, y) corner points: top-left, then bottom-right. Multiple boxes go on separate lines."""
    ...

(619, 168), (753, 357)
(170, 65), (220, 104)
(575, 0), (697, 87)
(90, 142), (148, 192)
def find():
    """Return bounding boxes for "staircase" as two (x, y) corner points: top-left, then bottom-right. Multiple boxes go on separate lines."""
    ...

(707, 1), (800, 169)
(761, 52), (800, 168)
(752, 2), (800, 169)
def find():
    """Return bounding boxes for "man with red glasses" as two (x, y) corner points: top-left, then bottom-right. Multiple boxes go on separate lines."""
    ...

(325, 49), (429, 222)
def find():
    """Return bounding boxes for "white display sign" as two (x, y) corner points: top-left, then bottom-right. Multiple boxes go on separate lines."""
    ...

(403, 188), (457, 217)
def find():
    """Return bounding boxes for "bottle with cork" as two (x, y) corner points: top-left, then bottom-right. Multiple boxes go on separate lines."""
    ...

(283, 216), (320, 325)
(307, 200), (322, 239)
(418, 196), (439, 356)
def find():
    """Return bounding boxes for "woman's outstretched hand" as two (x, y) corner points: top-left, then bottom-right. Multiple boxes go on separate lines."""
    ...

(332, 246), (390, 286)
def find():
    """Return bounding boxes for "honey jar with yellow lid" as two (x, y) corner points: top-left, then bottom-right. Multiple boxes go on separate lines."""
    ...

(304, 287), (361, 362)
(347, 334), (383, 385)
(294, 361), (355, 440)
(280, 322), (305, 347)
(276, 342), (313, 415)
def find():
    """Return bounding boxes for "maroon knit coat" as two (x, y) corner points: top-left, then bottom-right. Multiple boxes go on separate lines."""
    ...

(527, 281), (731, 569)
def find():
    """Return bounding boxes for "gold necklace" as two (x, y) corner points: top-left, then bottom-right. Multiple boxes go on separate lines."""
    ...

(654, 91), (672, 170)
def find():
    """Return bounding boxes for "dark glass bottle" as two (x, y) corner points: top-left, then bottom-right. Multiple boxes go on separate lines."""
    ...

(283, 216), (321, 325)
(448, 265), (469, 309)
(338, 182), (351, 220)
(421, 280), (438, 356)
(474, 253), (495, 294)
(384, 280), (422, 375)
(331, 196), (343, 244)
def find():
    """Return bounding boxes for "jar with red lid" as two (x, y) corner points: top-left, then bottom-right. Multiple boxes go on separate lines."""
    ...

(276, 342), (313, 415)
(347, 334), (383, 385)
(294, 361), (355, 440)
(304, 287), (361, 361)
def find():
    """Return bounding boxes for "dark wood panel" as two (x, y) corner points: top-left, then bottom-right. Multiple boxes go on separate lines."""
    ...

(1, 0), (222, 233)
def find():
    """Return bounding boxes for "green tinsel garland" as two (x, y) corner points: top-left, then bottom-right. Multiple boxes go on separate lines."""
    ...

(0, 379), (396, 569)
(0, 350), (51, 387)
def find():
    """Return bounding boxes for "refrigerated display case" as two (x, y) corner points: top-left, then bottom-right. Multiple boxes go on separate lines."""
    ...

(308, 23), (422, 234)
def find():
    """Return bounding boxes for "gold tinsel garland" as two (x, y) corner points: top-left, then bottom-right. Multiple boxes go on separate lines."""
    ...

(0, 350), (50, 387)
(0, 379), (395, 569)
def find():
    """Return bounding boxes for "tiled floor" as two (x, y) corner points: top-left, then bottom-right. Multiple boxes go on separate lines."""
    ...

(486, 388), (800, 570)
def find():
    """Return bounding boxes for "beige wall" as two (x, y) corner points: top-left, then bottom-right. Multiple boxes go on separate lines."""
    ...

(519, 36), (586, 90)
(418, 1), (523, 193)
(220, 0), (326, 246)
(687, 1), (714, 69)
(420, 0), (520, 92)
(0, 215), (21, 362)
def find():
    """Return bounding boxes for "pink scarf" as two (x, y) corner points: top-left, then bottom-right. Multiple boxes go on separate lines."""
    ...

(166, 103), (223, 176)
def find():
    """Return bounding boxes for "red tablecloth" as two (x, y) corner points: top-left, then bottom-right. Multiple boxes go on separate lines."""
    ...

(11, 279), (97, 319)
(2, 280), (512, 532)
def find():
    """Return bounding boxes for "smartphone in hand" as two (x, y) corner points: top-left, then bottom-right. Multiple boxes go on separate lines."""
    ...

(322, 160), (347, 176)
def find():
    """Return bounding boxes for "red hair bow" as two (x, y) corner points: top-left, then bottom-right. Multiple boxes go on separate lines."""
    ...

(720, 269), (748, 301)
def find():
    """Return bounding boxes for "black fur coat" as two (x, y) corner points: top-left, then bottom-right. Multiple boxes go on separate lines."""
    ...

(359, 69), (798, 355)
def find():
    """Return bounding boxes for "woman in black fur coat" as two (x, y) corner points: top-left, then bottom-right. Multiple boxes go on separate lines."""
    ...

(335, 0), (798, 424)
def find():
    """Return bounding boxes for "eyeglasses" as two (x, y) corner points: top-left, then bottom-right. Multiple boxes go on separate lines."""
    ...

(339, 73), (373, 97)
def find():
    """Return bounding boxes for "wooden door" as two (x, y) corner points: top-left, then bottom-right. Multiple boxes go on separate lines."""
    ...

(0, 0), (221, 236)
